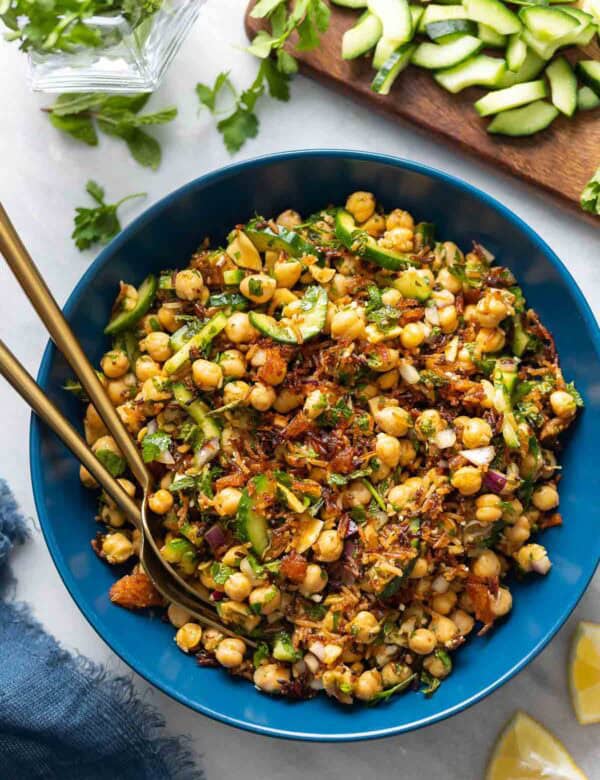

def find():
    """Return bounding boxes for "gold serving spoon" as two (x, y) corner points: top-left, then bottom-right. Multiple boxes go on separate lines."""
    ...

(0, 339), (247, 641)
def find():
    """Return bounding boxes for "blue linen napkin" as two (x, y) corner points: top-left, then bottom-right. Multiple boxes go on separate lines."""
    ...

(0, 479), (204, 780)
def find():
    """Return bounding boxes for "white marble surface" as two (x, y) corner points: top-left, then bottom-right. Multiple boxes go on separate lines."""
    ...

(1, 1), (599, 777)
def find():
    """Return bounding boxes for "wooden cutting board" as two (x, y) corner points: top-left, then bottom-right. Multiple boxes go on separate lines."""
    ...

(245, 2), (600, 222)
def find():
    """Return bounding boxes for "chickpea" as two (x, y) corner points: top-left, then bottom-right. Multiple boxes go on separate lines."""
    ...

(409, 628), (436, 655)
(148, 489), (174, 515)
(274, 259), (302, 289)
(354, 669), (383, 701)
(299, 564), (328, 596)
(415, 409), (445, 440)
(451, 609), (474, 636)
(135, 355), (161, 382)
(515, 543), (551, 575)
(254, 663), (290, 694)
(84, 403), (107, 444)
(304, 389), (328, 420)
(381, 288), (402, 306)
(377, 369), (399, 391)
(202, 628), (225, 652)
(313, 530), (344, 563)
(101, 350), (129, 379)
(102, 532), (133, 564)
(439, 305), (458, 334)
(348, 611), (378, 644)
(475, 494), (502, 523)
(219, 349), (247, 379)
(490, 587), (512, 617)
(504, 515), (531, 547)
(248, 382), (276, 411)
(167, 603), (192, 628)
(409, 557), (429, 579)
(140, 377), (171, 403)
(341, 480), (371, 508)
(140, 331), (172, 363)
(116, 478), (136, 498)
(214, 487), (242, 517)
(80, 464), (98, 488)
(375, 433), (402, 469)
(224, 571), (253, 602)
(223, 381), (250, 405)
(432, 590), (457, 616)
(462, 418), (493, 449)
(100, 504), (126, 528)
(175, 269), (204, 300)
(430, 614), (458, 644)
(401, 322), (426, 350)
(549, 389), (577, 419)
(92, 435), (121, 457)
(346, 191), (376, 223)
(240, 273), (277, 304)
(273, 388), (303, 413)
(475, 291), (508, 328)
(374, 406), (411, 437)
(388, 479), (421, 510)
(249, 585), (281, 616)
(532, 484), (559, 511)
(382, 228), (414, 253)
(175, 623), (203, 653)
(192, 359), (223, 392)
(331, 308), (366, 340)
(451, 466), (482, 496)
(382, 662), (412, 688)
(397, 439), (417, 466)
(387, 209), (414, 231)
(423, 654), (451, 679)
(215, 637), (247, 668)
(472, 549), (501, 579)
(225, 312), (259, 344)
(107, 376), (135, 406)
(157, 304), (181, 333)
(476, 327), (506, 353)
(362, 213), (386, 237)
(437, 268), (462, 294)
(276, 209), (301, 228)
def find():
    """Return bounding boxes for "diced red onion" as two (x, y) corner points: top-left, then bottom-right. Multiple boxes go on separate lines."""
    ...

(459, 446), (495, 467)
(343, 540), (356, 559)
(210, 590), (224, 601)
(344, 520), (359, 538)
(146, 418), (158, 435)
(156, 449), (175, 465)
(309, 641), (326, 661)
(194, 437), (220, 467)
(425, 305), (440, 326)
(435, 428), (456, 449)
(399, 361), (420, 385)
(483, 470), (507, 494)
(204, 524), (226, 552)
(531, 554), (552, 575)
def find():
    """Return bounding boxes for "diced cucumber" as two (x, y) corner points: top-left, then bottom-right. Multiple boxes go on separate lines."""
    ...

(335, 209), (418, 270)
(487, 100), (559, 135)
(519, 6), (579, 42)
(577, 60), (600, 97)
(410, 5), (424, 30)
(331, 0), (368, 7)
(342, 11), (383, 59)
(418, 4), (467, 32)
(477, 23), (507, 46)
(556, 6), (594, 26)
(371, 43), (416, 94)
(506, 33), (527, 71)
(373, 36), (398, 68)
(169, 318), (202, 352)
(494, 48), (545, 88)
(223, 268), (244, 285)
(426, 19), (478, 42)
(412, 34), (482, 69)
(474, 79), (546, 116)
(245, 222), (320, 259)
(577, 85), (600, 110)
(394, 268), (432, 301)
(172, 383), (221, 439)
(464, 0), (522, 34)
(236, 475), (271, 557)
(367, 0), (413, 42)
(163, 311), (228, 375)
(249, 285), (328, 344)
(580, 0), (600, 21)
(545, 56), (576, 116)
(434, 53), (506, 92)
(104, 275), (157, 335)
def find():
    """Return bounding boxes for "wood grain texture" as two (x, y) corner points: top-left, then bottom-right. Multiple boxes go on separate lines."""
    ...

(245, 2), (600, 222)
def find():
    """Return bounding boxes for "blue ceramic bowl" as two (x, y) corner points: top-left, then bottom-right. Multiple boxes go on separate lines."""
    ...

(31, 151), (600, 741)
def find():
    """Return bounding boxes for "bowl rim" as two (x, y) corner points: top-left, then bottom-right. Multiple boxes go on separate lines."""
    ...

(30, 149), (600, 742)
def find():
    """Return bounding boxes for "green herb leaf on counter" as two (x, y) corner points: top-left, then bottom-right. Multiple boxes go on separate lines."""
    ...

(581, 167), (600, 216)
(44, 93), (177, 169)
(72, 180), (145, 251)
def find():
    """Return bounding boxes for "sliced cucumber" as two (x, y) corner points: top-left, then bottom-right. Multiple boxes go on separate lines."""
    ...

(556, 6), (594, 25)
(410, 4), (424, 30)
(342, 11), (383, 59)
(477, 23), (507, 47)
(519, 6), (579, 42)
(372, 43), (416, 94)
(223, 268), (244, 285)
(172, 383), (221, 439)
(426, 19), (477, 42)
(249, 285), (328, 344)
(373, 35), (398, 68)
(577, 60), (600, 97)
(545, 56), (576, 116)
(412, 34), (482, 69)
(163, 311), (228, 375)
(367, 0), (413, 42)
(331, 0), (368, 7)
(435, 54), (506, 93)
(487, 100), (559, 135)
(335, 209), (418, 270)
(464, 0), (522, 34)
(506, 33), (527, 71)
(475, 79), (546, 116)
(245, 222), (320, 259)
(236, 476), (271, 557)
(418, 4), (467, 32)
(104, 275), (157, 335)
(577, 85), (600, 110)
(494, 48), (545, 88)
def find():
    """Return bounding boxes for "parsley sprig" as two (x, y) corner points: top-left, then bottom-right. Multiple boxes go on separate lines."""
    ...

(72, 180), (145, 251)
(581, 166), (600, 216)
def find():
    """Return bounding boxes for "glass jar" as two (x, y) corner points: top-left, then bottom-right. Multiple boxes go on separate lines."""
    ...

(27, 0), (205, 93)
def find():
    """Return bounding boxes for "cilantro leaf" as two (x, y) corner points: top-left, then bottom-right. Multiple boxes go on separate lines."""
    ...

(565, 381), (584, 408)
(210, 562), (235, 585)
(196, 71), (235, 113)
(72, 180), (145, 251)
(141, 430), (172, 463)
(251, 0), (286, 18)
(218, 109), (259, 154)
(95, 449), (126, 478)
(369, 674), (416, 705)
(253, 641), (270, 668)
(581, 166), (600, 216)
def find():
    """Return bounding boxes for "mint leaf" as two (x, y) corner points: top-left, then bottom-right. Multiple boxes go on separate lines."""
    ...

(132, 107), (178, 126)
(72, 180), (145, 251)
(95, 449), (126, 478)
(141, 430), (172, 463)
(124, 128), (162, 170)
(581, 166), (600, 216)
(210, 562), (235, 585)
(49, 113), (98, 146)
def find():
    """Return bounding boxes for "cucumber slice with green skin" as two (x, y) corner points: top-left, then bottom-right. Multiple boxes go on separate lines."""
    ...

(158, 271), (175, 291)
(373, 5), (421, 66)
(410, 5), (424, 30)
(331, 0), (368, 7)
(475, 79), (547, 116)
(506, 33), (527, 71)
(418, 4), (467, 32)
(487, 100), (559, 135)
(249, 285), (328, 345)
(519, 6), (579, 41)
(171, 383), (221, 439)
(434, 54), (507, 93)
(245, 223), (321, 260)
(335, 209), (419, 270)
(545, 56), (577, 116)
(556, 5), (594, 24)
(494, 49), (545, 88)
(577, 85), (600, 110)
(519, 29), (555, 60)
(236, 475), (271, 557)
(415, 222), (436, 248)
(169, 318), (203, 352)
(163, 311), (228, 375)
(223, 268), (244, 285)
(464, 0), (522, 34)
(367, 0), (413, 42)
(426, 19), (478, 42)
(371, 43), (416, 93)
(577, 60), (600, 97)
(104, 275), (157, 335)
(342, 11), (383, 59)
(477, 23), (507, 46)
(411, 35), (482, 69)
(272, 633), (302, 663)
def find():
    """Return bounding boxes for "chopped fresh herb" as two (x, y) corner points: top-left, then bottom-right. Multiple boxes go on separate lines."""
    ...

(420, 370), (448, 388)
(95, 449), (126, 478)
(248, 278), (263, 297)
(435, 649), (452, 671)
(565, 382), (584, 408)
(356, 414), (371, 432)
(420, 670), (441, 696)
(365, 284), (401, 332)
(253, 641), (270, 668)
(179, 421), (203, 448)
(581, 166), (600, 216)
(318, 397), (352, 428)
(197, 465), (222, 498)
(141, 430), (171, 463)
(168, 475), (199, 493)
(72, 180), (145, 251)
(369, 674), (416, 704)
(304, 601), (326, 620)
(210, 561), (235, 585)
(509, 286), (526, 313)
(515, 400), (543, 428)
(350, 506), (367, 524)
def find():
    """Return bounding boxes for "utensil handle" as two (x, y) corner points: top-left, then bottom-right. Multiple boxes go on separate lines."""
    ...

(0, 203), (150, 492)
(0, 339), (141, 526)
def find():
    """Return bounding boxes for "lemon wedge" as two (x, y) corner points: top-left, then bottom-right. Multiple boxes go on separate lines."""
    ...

(569, 621), (600, 725)
(485, 711), (587, 780)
